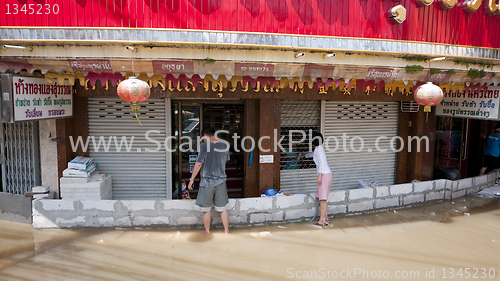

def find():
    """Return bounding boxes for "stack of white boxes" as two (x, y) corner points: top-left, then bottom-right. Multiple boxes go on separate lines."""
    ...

(60, 157), (112, 200)
(31, 186), (55, 199)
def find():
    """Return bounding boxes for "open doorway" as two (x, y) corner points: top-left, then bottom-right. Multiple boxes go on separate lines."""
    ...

(172, 101), (245, 199)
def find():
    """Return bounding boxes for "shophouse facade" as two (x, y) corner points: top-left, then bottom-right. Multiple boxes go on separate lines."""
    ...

(1, 0), (500, 213)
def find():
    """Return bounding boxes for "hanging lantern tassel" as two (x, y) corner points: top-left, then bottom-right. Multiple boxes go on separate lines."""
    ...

(424, 105), (431, 122)
(131, 102), (142, 126)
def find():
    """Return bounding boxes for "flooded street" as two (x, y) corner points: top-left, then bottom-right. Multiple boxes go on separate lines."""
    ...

(1, 196), (499, 281)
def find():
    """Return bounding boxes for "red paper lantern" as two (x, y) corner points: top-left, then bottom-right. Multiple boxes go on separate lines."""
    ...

(414, 82), (443, 113)
(117, 77), (150, 125)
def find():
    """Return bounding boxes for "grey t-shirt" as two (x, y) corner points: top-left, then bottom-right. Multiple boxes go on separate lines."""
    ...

(196, 141), (230, 188)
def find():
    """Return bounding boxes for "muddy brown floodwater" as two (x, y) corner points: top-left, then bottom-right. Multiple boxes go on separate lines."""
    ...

(1, 196), (499, 281)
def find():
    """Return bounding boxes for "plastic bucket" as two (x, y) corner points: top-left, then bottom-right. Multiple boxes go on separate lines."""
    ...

(264, 189), (278, 196)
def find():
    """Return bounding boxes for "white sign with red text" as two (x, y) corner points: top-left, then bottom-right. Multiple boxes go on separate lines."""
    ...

(436, 87), (500, 120)
(13, 77), (73, 121)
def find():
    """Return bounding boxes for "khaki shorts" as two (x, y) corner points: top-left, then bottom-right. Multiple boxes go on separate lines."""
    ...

(195, 181), (230, 212)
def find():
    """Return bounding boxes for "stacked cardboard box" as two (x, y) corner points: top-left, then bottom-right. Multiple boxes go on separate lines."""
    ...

(60, 157), (112, 200)
(62, 156), (98, 178)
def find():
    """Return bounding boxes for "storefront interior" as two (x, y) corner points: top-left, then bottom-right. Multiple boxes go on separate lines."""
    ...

(172, 101), (245, 199)
(434, 117), (498, 180)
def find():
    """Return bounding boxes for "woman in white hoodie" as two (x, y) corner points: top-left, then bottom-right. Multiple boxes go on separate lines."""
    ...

(305, 132), (332, 226)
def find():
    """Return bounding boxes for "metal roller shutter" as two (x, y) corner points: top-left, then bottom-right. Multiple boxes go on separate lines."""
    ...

(280, 100), (320, 194)
(324, 101), (398, 189)
(88, 98), (169, 199)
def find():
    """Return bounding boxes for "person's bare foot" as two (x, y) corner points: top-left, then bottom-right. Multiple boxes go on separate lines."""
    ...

(204, 230), (210, 234)
(316, 220), (328, 226)
(224, 229), (230, 234)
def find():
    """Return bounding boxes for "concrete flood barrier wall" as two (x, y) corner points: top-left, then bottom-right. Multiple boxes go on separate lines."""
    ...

(0, 193), (32, 223)
(32, 173), (498, 229)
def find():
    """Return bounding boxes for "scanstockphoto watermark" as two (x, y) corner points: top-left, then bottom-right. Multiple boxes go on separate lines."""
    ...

(68, 129), (430, 154)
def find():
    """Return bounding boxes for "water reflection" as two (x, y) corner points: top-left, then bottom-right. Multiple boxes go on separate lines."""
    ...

(0, 196), (499, 280)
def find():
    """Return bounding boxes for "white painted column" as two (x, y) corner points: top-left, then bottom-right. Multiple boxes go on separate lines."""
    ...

(38, 119), (59, 196)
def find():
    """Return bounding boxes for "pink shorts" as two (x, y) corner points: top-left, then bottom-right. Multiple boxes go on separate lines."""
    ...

(316, 173), (332, 200)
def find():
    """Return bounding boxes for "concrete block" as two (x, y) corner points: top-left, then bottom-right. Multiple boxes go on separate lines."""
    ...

(175, 216), (198, 225)
(466, 187), (480, 195)
(60, 175), (111, 189)
(32, 215), (58, 228)
(60, 177), (90, 184)
(444, 191), (452, 200)
(426, 191), (445, 201)
(41, 200), (75, 211)
(227, 199), (237, 211)
(91, 173), (107, 181)
(97, 217), (115, 226)
(134, 216), (170, 226)
(276, 194), (306, 209)
(328, 205), (347, 215)
(434, 179), (449, 191)
(101, 191), (112, 200)
(413, 181), (434, 193)
(249, 211), (284, 223)
(348, 188), (374, 201)
(114, 217), (132, 227)
(375, 186), (389, 198)
(1, 193), (32, 219)
(452, 190), (466, 199)
(61, 182), (111, 195)
(211, 216), (223, 225)
(328, 190), (346, 202)
(284, 208), (316, 220)
(239, 197), (273, 211)
(32, 186), (50, 193)
(229, 215), (248, 224)
(61, 190), (111, 200)
(451, 181), (458, 192)
(122, 200), (156, 211)
(487, 172), (496, 183)
(55, 216), (86, 225)
(348, 200), (374, 213)
(390, 184), (413, 196)
(61, 187), (112, 200)
(375, 197), (400, 209)
(33, 192), (55, 200)
(163, 199), (196, 210)
(457, 178), (473, 190)
(403, 194), (424, 205)
(82, 200), (115, 212)
(474, 175), (488, 186)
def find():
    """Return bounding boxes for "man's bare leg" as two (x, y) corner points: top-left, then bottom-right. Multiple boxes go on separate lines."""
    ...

(203, 211), (211, 234)
(480, 167), (487, 175)
(220, 210), (229, 233)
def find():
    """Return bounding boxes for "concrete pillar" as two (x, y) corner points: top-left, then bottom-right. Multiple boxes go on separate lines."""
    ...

(39, 119), (59, 196)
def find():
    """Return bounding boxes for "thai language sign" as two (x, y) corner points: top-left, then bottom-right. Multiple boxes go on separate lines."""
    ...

(13, 77), (72, 121)
(436, 87), (500, 120)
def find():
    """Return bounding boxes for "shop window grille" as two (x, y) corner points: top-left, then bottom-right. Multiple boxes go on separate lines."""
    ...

(329, 103), (393, 120)
(280, 100), (320, 170)
(401, 101), (419, 113)
(1, 121), (40, 194)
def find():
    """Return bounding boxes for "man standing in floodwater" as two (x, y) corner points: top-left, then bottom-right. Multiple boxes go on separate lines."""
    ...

(188, 127), (231, 233)
(480, 126), (500, 175)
